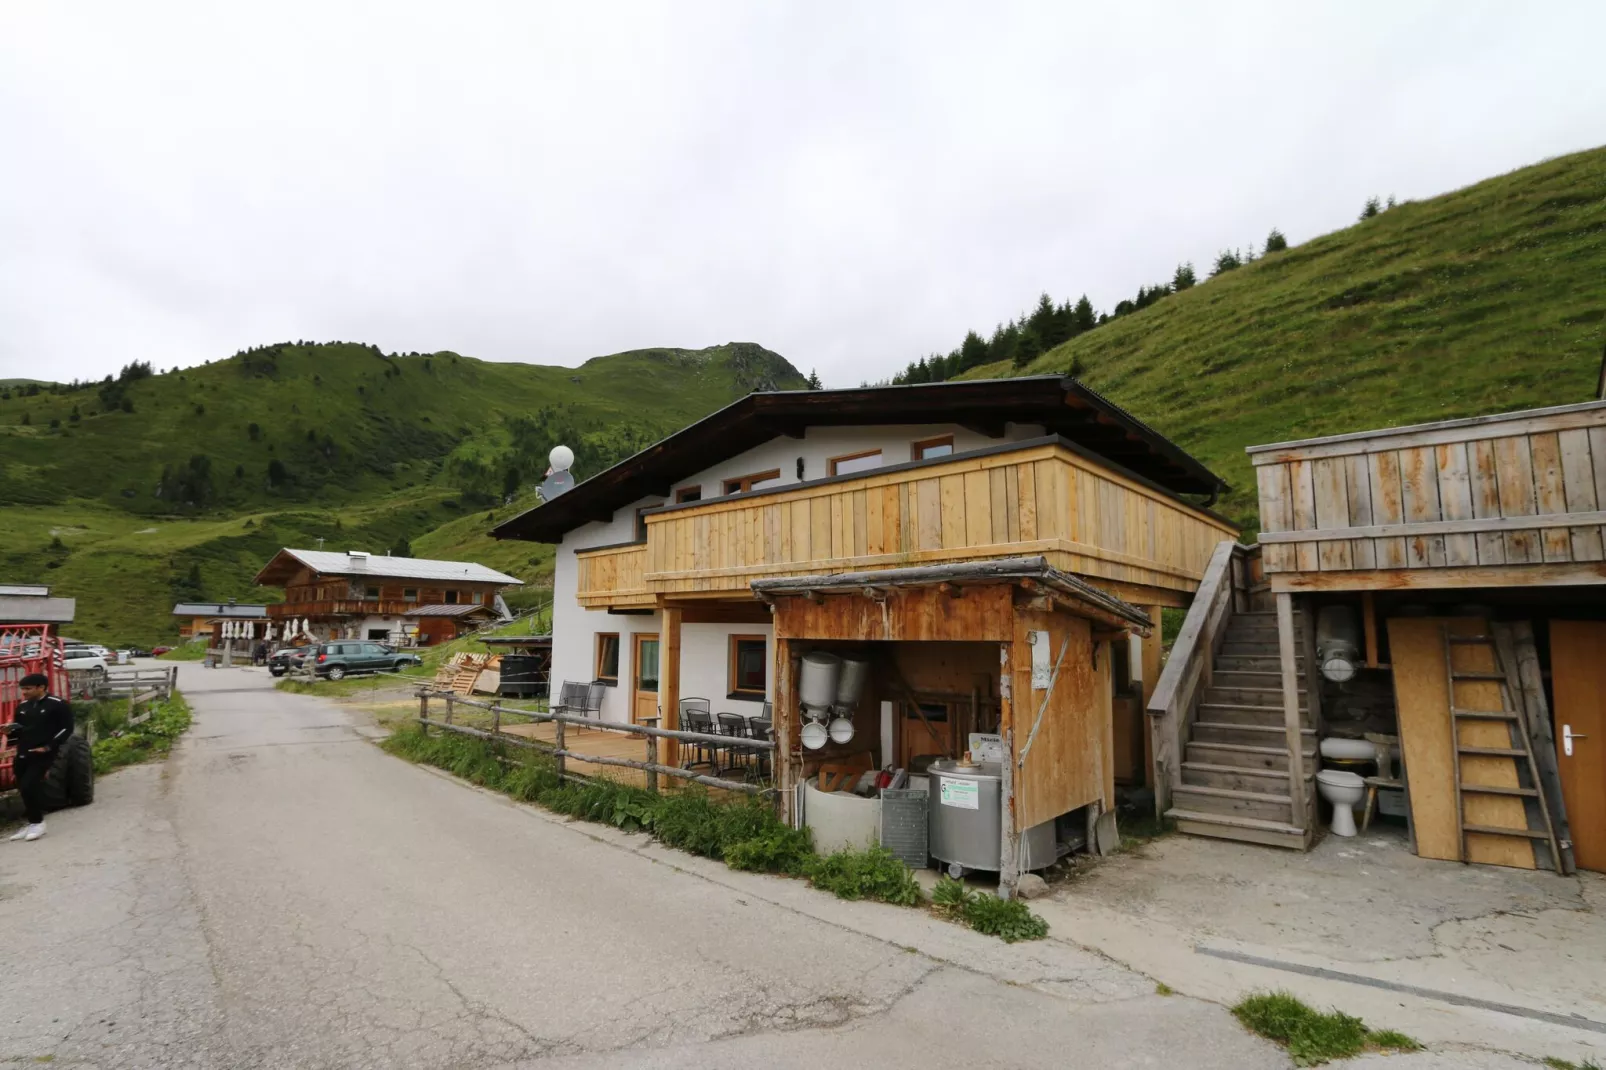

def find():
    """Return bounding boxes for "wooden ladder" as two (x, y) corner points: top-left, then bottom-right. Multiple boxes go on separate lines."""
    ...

(1443, 628), (1562, 870)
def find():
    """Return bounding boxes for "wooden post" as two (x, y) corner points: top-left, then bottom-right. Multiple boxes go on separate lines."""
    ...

(1361, 591), (1380, 668)
(661, 607), (681, 767)
(998, 640), (1020, 899)
(643, 715), (659, 794)
(1140, 605), (1164, 789)
(1276, 592), (1309, 830)
(554, 715), (566, 783)
(1299, 595), (1323, 731)
(445, 694), (455, 726)
(419, 691), (430, 735)
(773, 638), (795, 823)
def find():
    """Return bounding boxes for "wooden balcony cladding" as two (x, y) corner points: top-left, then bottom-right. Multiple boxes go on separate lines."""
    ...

(641, 443), (1235, 599)
(575, 543), (653, 608)
(266, 600), (414, 618)
(1251, 401), (1606, 583)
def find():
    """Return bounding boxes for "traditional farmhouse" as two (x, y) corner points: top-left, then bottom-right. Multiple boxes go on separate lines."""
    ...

(172, 600), (269, 643)
(0, 584), (75, 629)
(1151, 398), (1604, 874)
(493, 376), (1237, 893)
(252, 549), (522, 645)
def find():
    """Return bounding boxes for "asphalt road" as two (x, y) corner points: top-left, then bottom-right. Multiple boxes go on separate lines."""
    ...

(0, 664), (1288, 1069)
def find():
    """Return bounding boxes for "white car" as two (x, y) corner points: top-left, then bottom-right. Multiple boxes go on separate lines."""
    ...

(62, 647), (109, 674)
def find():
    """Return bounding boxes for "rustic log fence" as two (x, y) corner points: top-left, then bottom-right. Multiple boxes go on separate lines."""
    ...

(415, 689), (776, 797)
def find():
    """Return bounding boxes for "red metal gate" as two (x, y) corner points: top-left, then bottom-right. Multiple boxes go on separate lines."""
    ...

(0, 625), (69, 792)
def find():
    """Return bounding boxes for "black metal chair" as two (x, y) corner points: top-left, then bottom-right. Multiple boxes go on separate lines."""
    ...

(746, 717), (773, 782)
(715, 712), (750, 777)
(681, 709), (716, 771)
(678, 698), (712, 768)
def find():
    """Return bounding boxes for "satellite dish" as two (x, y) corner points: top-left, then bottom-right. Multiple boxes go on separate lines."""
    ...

(537, 444), (577, 502)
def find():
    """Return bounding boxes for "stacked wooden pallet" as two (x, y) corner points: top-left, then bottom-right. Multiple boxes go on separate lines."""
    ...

(432, 652), (503, 696)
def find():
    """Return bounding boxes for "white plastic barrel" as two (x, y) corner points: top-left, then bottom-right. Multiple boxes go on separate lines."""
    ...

(799, 651), (842, 709)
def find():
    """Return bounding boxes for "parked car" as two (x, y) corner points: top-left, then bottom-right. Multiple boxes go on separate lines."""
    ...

(268, 644), (314, 678)
(310, 641), (420, 680)
(61, 646), (108, 677)
(150, 646), (173, 657)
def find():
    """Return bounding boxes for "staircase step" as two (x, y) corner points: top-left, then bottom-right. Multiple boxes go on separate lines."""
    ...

(1216, 651), (1311, 667)
(1452, 708), (1518, 721)
(1463, 823), (1549, 839)
(1197, 702), (1312, 727)
(1182, 761), (1312, 792)
(1172, 784), (1296, 823)
(1202, 686), (1311, 710)
(1460, 783), (1539, 797)
(1186, 741), (1315, 771)
(1166, 808), (1311, 850)
(1193, 721), (1318, 746)
(1212, 670), (1307, 691)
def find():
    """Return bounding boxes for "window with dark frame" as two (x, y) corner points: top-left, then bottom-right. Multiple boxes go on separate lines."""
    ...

(674, 486), (702, 504)
(365, 585), (380, 600)
(729, 635), (767, 697)
(722, 469), (782, 496)
(402, 587), (418, 602)
(595, 633), (620, 683)
(911, 434), (955, 461)
(445, 590), (459, 604)
(635, 503), (662, 541)
(827, 449), (883, 477)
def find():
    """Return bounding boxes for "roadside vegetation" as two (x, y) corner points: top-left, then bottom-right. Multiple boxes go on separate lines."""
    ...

(1543, 1058), (1604, 1070)
(86, 692), (194, 774)
(1231, 991), (1420, 1066)
(381, 724), (1049, 942)
(158, 640), (209, 661)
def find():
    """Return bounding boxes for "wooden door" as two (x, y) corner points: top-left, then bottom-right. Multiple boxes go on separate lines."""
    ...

(1552, 621), (1606, 872)
(632, 634), (660, 724)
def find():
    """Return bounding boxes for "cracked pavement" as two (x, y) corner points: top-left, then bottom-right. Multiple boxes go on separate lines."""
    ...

(1, 664), (1287, 1068)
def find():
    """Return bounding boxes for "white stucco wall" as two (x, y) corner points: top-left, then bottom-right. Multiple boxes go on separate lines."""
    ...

(548, 421), (1039, 724)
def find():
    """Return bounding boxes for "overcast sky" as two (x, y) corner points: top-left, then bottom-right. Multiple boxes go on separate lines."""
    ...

(3, 3), (1602, 387)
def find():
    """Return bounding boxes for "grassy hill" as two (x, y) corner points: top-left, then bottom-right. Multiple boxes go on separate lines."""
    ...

(970, 145), (1606, 526)
(0, 342), (802, 643)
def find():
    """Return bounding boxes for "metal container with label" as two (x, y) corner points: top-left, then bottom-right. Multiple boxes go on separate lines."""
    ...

(927, 758), (1055, 873)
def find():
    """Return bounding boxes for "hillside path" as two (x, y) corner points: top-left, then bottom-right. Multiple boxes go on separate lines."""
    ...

(0, 663), (1295, 1069)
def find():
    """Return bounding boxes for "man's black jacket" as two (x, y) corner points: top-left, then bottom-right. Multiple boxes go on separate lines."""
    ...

(8, 694), (74, 752)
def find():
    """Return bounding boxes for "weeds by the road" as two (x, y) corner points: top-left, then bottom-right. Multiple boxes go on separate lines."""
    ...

(931, 876), (1050, 942)
(382, 724), (1049, 938)
(1543, 1059), (1603, 1070)
(157, 641), (209, 662)
(1232, 991), (1420, 1065)
(90, 693), (193, 774)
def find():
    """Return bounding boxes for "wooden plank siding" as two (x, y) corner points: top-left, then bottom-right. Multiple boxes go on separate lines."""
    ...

(623, 443), (1236, 602)
(1251, 402), (1606, 584)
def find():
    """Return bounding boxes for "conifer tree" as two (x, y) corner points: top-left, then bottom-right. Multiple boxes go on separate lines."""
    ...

(1264, 228), (1288, 253)
(1071, 295), (1097, 334)
(805, 368), (822, 390)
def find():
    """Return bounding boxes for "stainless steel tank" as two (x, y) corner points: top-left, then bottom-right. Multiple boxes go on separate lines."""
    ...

(927, 759), (1056, 873)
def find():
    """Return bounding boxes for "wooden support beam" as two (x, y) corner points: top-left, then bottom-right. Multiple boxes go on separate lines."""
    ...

(774, 639), (798, 823)
(1362, 591), (1380, 668)
(661, 607), (681, 767)
(937, 582), (963, 599)
(1140, 605), (1164, 790)
(998, 641), (1020, 899)
(1276, 592), (1309, 830)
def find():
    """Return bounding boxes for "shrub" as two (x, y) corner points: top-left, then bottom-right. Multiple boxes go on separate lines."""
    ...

(1232, 991), (1416, 1066)
(962, 892), (1049, 942)
(91, 694), (193, 774)
(805, 846), (922, 906)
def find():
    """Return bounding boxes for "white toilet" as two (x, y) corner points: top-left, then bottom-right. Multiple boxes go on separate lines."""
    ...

(1316, 738), (1372, 837)
(1316, 769), (1366, 837)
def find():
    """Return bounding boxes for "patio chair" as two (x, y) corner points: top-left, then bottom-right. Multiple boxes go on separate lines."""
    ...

(681, 709), (716, 771)
(580, 681), (606, 721)
(746, 717), (772, 782)
(551, 681), (584, 716)
(715, 712), (750, 778)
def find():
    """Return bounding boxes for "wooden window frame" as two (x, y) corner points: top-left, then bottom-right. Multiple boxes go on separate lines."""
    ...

(595, 632), (620, 685)
(445, 590), (460, 605)
(402, 587), (418, 602)
(674, 486), (702, 504)
(364, 585), (381, 600)
(910, 434), (955, 461)
(722, 468), (781, 496)
(826, 448), (884, 477)
(727, 634), (768, 699)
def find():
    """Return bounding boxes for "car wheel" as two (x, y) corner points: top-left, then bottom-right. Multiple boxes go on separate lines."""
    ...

(325, 665), (346, 681)
(270, 667), (285, 677)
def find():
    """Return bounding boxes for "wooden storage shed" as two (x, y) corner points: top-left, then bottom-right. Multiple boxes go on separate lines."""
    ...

(754, 556), (1152, 896)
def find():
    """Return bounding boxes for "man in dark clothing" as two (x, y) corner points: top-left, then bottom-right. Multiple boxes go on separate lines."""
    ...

(7, 673), (73, 842)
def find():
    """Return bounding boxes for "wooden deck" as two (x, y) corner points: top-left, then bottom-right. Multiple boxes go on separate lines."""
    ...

(498, 720), (752, 797)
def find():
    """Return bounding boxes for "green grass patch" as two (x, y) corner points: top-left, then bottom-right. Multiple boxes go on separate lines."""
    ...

(89, 693), (193, 774)
(1543, 1058), (1603, 1070)
(1232, 991), (1421, 1066)
(158, 641), (209, 661)
(804, 846), (923, 906)
(931, 876), (1050, 942)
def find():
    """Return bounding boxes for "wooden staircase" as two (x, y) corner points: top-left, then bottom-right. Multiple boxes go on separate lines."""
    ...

(1166, 609), (1318, 849)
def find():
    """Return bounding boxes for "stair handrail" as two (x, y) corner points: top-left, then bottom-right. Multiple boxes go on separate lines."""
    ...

(1146, 540), (1247, 816)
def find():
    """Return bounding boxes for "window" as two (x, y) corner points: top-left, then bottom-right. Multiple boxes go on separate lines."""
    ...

(445, 590), (459, 605)
(827, 449), (883, 477)
(403, 587), (418, 602)
(365, 586), (380, 600)
(722, 468), (782, 496)
(911, 434), (955, 461)
(634, 503), (662, 541)
(674, 486), (702, 504)
(595, 633), (620, 683)
(728, 635), (767, 698)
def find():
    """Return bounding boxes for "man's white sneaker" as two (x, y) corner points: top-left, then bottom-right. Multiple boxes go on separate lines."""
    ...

(22, 823), (45, 841)
(8, 826), (29, 841)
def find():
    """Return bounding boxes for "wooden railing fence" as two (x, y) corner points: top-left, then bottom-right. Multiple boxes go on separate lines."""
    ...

(415, 689), (776, 798)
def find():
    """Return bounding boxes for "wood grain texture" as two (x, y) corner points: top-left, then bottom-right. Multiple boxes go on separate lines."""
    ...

(1448, 624), (1534, 869)
(1399, 446), (1446, 568)
(1435, 442), (1478, 567)
(1344, 453), (1377, 569)
(1492, 435), (1541, 564)
(1312, 457), (1353, 571)
(1010, 608), (1105, 830)
(1529, 431), (1572, 562)
(1558, 428), (1604, 561)
(1551, 620), (1606, 873)
(1369, 451), (1409, 569)
(1388, 618), (1459, 862)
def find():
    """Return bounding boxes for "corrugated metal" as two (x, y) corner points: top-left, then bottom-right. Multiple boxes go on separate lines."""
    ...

(0, 596), (76, 624)
(265, 549), (523, 586)
(171, 603), (269, 618)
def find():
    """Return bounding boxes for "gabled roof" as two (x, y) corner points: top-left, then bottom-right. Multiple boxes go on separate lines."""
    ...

(173, 602), (270, 618)
(492, 376), (1225, 544)
(254, 549), (523, 588)
(0, 595), (76, 624)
